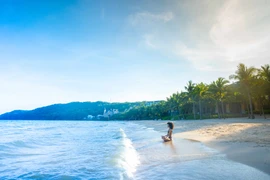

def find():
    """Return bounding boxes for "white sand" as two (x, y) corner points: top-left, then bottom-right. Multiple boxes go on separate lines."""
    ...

(135, 116), (270, 175)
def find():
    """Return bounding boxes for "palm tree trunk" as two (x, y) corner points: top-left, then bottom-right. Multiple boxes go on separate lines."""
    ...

(193, 102), (196, 120)
(221, 100), (225, 119)
(216, 101), (220, 119)
(199, 99), (202, 120)
(178, 106), (181, 120)
(248, 92), (255, 119)
(261, 100), (266, 119)
(246, 101), (250, 118)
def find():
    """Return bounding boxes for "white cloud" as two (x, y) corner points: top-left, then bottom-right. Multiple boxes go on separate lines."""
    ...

(209, 0), (270, 61)
(136, 0), (270, 71)
(173, 43), (233, 71)
(129, 11), (174, 26)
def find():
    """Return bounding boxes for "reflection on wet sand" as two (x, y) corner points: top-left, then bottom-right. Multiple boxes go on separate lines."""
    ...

(163, 140), (177, 154)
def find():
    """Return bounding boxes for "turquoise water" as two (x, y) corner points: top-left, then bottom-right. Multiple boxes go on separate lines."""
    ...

(0, 121), (269, 180)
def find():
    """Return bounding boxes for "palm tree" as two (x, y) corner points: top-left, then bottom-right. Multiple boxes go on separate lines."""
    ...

(178, 91), (189, 119)
(208, 77), (230, 119)
(194, 83), (208, 120)
(258, 64), (270, 101)
(184, 81), (196, 119)
(166, 96), (174, 117)
(166, 92), (181, 119)
(208, 83), (221, 119)
(252, 77), (267, 119)
(258, 64), (270, 83)
(229, 63), (257, 119)
(256, 64), (270, 119)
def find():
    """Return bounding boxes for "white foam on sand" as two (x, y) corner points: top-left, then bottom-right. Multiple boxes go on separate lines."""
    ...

(117, 128), (140, 179)
(131, 122), (270, 180)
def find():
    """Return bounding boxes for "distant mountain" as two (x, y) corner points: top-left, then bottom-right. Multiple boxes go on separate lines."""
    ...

(0, 101), (153, 120)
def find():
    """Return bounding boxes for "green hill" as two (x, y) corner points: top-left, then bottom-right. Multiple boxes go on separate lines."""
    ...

(0, 101), (151, 120)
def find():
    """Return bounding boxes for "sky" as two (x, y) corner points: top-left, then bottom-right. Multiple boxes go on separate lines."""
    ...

(0, 0), (270, 114)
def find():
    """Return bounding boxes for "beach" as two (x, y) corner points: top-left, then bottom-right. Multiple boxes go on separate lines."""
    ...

(1, 120), (270, 179)
(135, 116), (270, 175)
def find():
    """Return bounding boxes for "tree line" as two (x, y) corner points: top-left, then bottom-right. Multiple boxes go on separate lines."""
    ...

(114, 63), (270, 120)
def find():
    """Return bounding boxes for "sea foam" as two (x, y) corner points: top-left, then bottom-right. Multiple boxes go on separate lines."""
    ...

(116, 128), (140, 179)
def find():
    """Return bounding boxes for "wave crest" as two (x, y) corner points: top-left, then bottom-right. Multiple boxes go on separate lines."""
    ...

(116, 128), (140, 179)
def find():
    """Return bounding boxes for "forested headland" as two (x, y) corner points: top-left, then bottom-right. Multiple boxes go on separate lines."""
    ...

(0, 63), (269, 120)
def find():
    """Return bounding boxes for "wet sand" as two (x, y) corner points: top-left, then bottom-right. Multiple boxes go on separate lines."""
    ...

(135, 116), (270, 175)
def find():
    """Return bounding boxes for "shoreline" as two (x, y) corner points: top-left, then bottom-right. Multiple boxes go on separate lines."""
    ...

(135, 117), (270, 175)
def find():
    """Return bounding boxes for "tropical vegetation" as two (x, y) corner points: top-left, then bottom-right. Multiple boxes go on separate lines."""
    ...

(114, 63), (270, 120)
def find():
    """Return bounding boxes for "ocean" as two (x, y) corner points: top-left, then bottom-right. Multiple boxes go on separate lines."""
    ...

(0, 120), (269, 180)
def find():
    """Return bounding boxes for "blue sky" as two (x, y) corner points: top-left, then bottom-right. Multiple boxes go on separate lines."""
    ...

(1, 0), (270, 114)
